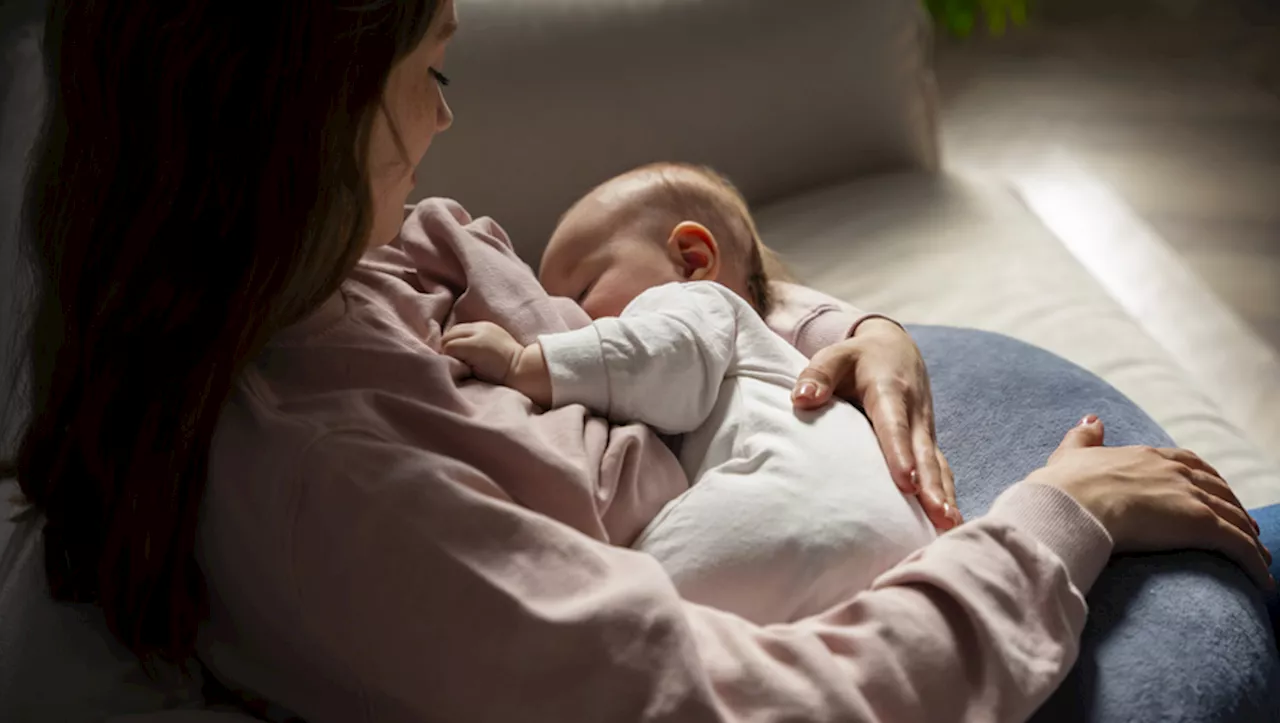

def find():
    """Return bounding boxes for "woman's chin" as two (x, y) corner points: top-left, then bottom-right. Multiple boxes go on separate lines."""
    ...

(366, 218), (402, 249)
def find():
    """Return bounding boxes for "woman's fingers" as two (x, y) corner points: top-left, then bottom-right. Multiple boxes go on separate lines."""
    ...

(1049, 417), (1106, 464)
(792, 369), (836, 409)
(1184, 472), (1274, 587)
(1196, 487), (1271, 563)
(1156, 446), (1264, 534)
(937, 448), (962, 525)
(920, 390), (960, 525)
(1160, 447), (1249, 514)
(1186, 469), (1268, 566)
(1158, 448), (1271, 573)
(912, 424), (954, 530)
(1158, 447), (1224, 481)
(792, 345), (851, 409)
(863, 389), (918, 495)
(1200, 514), (1275, 590)
(1183, 465), (1247, 518)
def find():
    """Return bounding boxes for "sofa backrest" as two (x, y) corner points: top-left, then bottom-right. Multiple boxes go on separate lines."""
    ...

(412, 0), (940, 259)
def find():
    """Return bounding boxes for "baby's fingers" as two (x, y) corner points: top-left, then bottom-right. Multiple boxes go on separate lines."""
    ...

(442, 334), (480, 360)
(441, 325), (476, 345)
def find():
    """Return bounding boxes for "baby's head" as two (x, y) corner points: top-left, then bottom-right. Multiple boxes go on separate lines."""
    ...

(539, 163), (778, 319)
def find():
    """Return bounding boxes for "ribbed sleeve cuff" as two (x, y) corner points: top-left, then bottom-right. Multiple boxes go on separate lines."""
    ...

(798, 308), (859, 352)
(986, 483), (1114, 595)
(538, 326), (611, 413)
(849, 313), (905, 337)
(797, 310), (905, 355)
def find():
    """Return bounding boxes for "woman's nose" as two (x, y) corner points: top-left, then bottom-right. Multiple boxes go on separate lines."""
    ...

(438, 96), (454, 133)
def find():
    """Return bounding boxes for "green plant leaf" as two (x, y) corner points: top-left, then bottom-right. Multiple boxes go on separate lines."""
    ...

(945, 0), (977, 36)
(988, 8), (1008, 35)
(1010, 0), (1029, 25)
(925, 0), (1028, 36)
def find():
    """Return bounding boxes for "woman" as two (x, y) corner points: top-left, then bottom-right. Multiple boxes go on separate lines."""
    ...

(10, 0), (1275, 721)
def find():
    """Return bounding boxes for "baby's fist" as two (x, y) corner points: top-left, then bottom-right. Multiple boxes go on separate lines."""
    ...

(442, 322), (523, 384)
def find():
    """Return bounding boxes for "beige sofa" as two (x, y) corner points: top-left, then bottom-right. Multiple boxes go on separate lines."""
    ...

(2, 0), (1278, 721)
(412, 0), (1280, 507)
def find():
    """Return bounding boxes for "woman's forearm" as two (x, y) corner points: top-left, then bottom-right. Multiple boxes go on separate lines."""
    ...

(765, 280), (885, 357)
(691, 483), (1110, 723)
(298, 430), (1113, 723)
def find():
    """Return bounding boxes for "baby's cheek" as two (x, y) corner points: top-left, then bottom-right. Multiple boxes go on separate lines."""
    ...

(582, 284), (631, 320)
(581, 295), (615, 320)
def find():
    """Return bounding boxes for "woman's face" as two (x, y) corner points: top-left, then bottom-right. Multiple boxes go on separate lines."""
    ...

(366, 0), (458, 248)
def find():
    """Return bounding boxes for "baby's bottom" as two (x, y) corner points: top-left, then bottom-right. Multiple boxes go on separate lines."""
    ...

(633, 456), (935, 625)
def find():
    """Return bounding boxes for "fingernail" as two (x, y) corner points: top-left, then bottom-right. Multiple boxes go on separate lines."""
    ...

(796, 381), (821, 400)
(906, 469), (920, 492)
(1078, 414), (1099, 427)
(1252, 516), (1261, 533)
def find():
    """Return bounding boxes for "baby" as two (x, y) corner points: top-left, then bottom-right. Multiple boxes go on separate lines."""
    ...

(444, 163), (936, 624)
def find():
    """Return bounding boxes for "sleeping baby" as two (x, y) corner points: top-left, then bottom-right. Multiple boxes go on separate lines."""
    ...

(443, 163), (937, 624)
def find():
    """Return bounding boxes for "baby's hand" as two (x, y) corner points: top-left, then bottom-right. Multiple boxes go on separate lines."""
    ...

(442, 322), (524, 385)
(443, 322), (553, 407)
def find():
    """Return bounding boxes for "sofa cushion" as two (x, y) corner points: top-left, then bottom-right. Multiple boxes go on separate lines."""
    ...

(755, 172), (1280, 507)
(415, 0), (939, 257)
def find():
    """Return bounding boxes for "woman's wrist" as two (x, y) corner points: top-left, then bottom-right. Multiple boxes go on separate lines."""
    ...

(851, 315), (905, 338)
(987, 482), (1114, 595)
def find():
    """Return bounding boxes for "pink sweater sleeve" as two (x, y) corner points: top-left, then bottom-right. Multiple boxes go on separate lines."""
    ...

(766, 280), (897, 357)
(291, 430), (1111, 723)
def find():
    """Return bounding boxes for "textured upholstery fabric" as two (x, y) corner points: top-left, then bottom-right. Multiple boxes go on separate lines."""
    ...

(414, 0), (941, 256)
(755, 172), (1280, 507)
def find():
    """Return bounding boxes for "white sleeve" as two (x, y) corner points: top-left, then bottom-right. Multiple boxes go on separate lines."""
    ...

(537, 282), (742, 435)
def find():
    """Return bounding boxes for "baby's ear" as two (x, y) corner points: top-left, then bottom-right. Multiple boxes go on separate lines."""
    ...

(667, 221), (719, 282)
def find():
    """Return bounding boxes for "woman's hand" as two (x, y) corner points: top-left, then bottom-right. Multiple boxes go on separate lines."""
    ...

(792, 319), (961, 531)
(1032, 416), (1274, 591)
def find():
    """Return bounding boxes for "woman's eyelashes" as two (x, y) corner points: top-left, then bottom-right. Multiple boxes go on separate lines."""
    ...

(428, 67), (450, 87)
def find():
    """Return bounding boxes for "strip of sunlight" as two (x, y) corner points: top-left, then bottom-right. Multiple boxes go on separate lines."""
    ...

(1012, 151), (1280, 466)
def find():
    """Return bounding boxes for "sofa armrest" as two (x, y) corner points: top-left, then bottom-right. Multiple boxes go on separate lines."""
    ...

(414, 0), (939, 258)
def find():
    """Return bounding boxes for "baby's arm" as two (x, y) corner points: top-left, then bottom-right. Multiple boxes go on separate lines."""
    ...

(446, 282), (742, 435)
(540, 282), (740, 434)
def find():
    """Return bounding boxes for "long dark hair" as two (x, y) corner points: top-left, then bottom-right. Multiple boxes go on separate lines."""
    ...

(11, 0), (439, 664)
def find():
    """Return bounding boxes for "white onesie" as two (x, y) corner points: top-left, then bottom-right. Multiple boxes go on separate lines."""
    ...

(538, 281), (937, 624)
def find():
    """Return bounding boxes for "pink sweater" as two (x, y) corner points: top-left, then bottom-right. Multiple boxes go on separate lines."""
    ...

(198, 199), (1113, 723)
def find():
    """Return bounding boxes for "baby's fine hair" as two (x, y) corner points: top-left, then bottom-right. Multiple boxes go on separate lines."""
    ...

(629, 162), (790, 316)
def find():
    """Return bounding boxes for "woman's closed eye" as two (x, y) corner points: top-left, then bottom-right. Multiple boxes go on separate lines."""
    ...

(429, 67), (450, 87)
